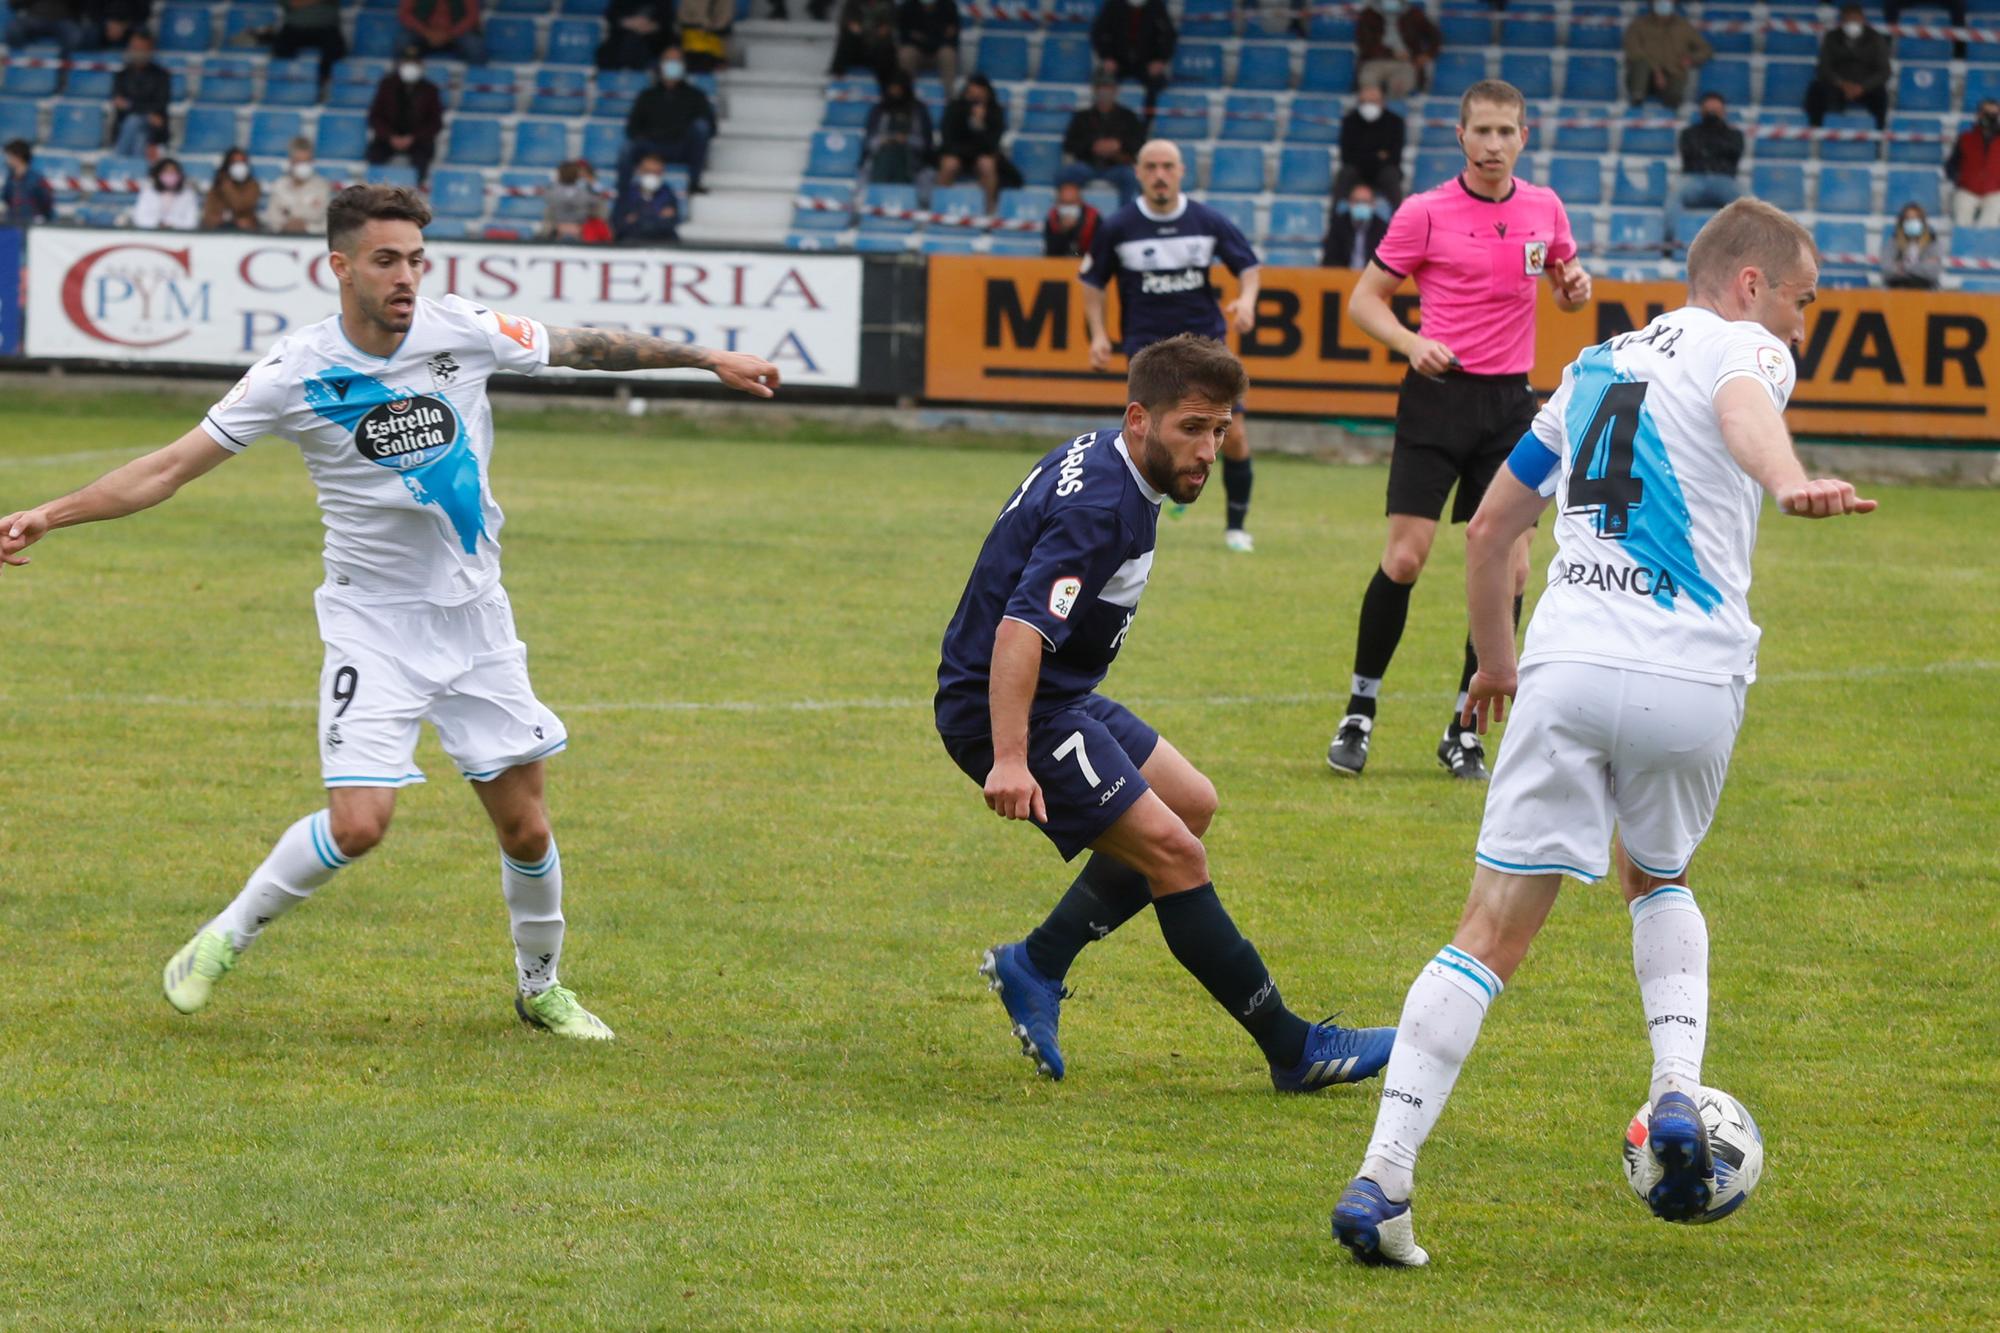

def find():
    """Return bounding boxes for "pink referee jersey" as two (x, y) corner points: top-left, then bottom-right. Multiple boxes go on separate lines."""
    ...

(1372, 175), (1577, 376)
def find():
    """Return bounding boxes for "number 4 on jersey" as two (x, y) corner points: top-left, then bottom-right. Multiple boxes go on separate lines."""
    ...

(1567, 381), (1649, 539)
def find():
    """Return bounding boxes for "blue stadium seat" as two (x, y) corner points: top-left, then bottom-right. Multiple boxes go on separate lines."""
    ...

(1817, 165), (1874, 214)
(157, 5), (212, 52)
(921, 232), (980, 255)
(1552, 112), (1612, 155)
(592, 69), (649, 120)
(547, 18), (600, 64)
(1883, 165), (1945, 214)
(858, 183), (920, 233)
(1275, 144), (1332, 195)
(1268, 198), (1325, 245)
(512, 119), (571, 167)
(990, 234), (1047, 257)
(353, 11), (404, 59)
(1306, 16), (1355, 43)
(485, 17), (539, 64)
(64, 64), (116, 98)
(1172, 42), (1226, 88)
(1285, 96), (1342, 144)
(1037, 35), (1094, 85)
(1764, 25), (1820, 59)
(1206, 144), (1264, 193)
(1953, 228), (2000, 262)
(1021, 86), (1080, 136)
(529, 71), (588, 118)
(459, 70), (519, 114)
(1151, 91), (1210, 142)
(1898, 37), (1954, 63)
(1569, 210), (1598, 253)
(1413, 150), (1461, 191)
(1300, 48), (1356, 95)
(1703, 59), (1752, 108)
(448, 116), (505, 166)
(1608, 210), (1665, 251)
(1761, 61), (1815, 108)
(1, 47), (62, 99)
(1548, 156), (1602, 205)
(0, 102), (38, 144)
(431, 167), (488, 218)
(96, 153), (149, 184)
(47, 102), (104, 151)
(195, 58), (255, 105)
(792, 181), (853, 231)
(35, 150), (81, 200)
(1565, 4), (1623, 50)
(1499, 54), (1553, 101)
(248, 110), (303, 159)
(1010, 136), (1062, 185)
(1700, 7), (1754, 55)
(1220, 95), (1279, 143)
(1753, 109), (1814, 161)
(999, 187), (1054, 222)
(1180, 0), (1234, 37)
(1966, 68), (2000, 107)
(180, 106), (239, 156)
(1236, 43), (1291, 91)
(316, 112), (368, 162)
(928, 183), (984, 218)
(561, 0), (610, 13)
(1418, 117), (1461, 149)
(1897, 65), (1951, 114)
(1500, 15), (1558, 49)
(1618, 112), (1675, 157)
(365, 162), (420, 187)
(805, 129), (862, 178)
(582, 120), (624, 174)
(1821, 111), (1881, 163)
(1263, 246), (1318, 268)
(1432, 52), (1489, 100)
(1201, 195), (1256, 236)
(262, 57), (322, 107)
(1749, 162), (1808, 211)
(1564, 56), (1618, 103)
(1812, 220), (1870, 267)
(496, 170), (547, 221)
(974, 33), (1029, 82)
(330, 60), (389, 108)
(1612, 159), (1666, 206)
(1440, 13), (1491, 44)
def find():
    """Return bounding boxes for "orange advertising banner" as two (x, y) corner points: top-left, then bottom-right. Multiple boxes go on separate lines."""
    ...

(922, 257), (2000, 441)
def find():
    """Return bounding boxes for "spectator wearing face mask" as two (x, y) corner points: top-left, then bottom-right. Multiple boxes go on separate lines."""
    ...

(202, 147), (263, 231)
(270, 0), (349, 89)
(1354, 0), (1440, 101)
(541, 159), (611, 241)
(1059, 74), (1144, 205)
(1334, 85), (1406, 209)
(1321, 183), (1388, 269)
(1623, 0), (1711, 108)
(1668, 90), (1743, 243)
(896, 0), (961, 95)
(830, 0), (898, 79)
(264, 136), (331, 234)
(863, 72), (933, 184)
(936, 73), (1018, 215)
(110, 30), (172, 160)
(614, 153), (681, 244)
(2, 140), (56, 225)
(620, 47), (716, 194)
(1880, 203), (1942, 290)
(400, 0), (487, 65)
(1044, 181), (1101, 257)
(1946, 100), (2000, 229)
(1805, 6), (1889, 130)
(131, 156), (198, 230)
(597, 0), (676, 71)
(1090, 0), (1176, 112)
(367, 48), (445, 184)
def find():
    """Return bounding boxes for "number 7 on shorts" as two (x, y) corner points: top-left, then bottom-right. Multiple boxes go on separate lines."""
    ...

(1054, 730), (1101, 788)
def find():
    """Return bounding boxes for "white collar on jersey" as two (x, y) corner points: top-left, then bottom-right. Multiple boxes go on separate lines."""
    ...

(1113, 432), (1166, 505)
(1135, 194), (1189, 223)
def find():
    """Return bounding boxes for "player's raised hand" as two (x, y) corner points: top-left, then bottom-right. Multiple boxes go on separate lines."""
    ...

(0, 508), (50, 572)
(1461, 665), (1518, 734)
(1779, 478), (1876, 518)
(1089, 333), (1114, 373)
(1225, 293), (1256, 335)
(1408, 337), (1457, 377)
(707, 350), (780, 398)
(984, 757), (1047, 824)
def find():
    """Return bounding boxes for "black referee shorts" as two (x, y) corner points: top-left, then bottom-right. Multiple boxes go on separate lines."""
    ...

(1386, 369), (1540, 524)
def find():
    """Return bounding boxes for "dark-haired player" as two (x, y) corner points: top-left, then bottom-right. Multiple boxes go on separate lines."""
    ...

(935, 334), (1393, 1089)
(0, 185), (779, 1038)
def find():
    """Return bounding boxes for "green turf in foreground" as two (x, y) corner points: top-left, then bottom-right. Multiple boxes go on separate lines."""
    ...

(0, 394), (1995, 1328)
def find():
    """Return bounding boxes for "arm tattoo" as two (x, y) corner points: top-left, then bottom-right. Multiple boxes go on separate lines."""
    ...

(546, 326), (716, 373)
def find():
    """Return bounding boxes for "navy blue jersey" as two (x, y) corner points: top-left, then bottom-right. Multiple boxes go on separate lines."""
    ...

(1079, 196), (1260, 353)
(935, 429), (1163, 738)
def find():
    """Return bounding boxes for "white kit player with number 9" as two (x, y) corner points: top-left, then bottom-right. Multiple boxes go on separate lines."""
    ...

(0, 185), (781, 1039)
(1331, 198), (1877, 1267)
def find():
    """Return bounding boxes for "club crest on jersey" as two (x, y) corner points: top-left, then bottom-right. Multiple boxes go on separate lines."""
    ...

(1524, 241), (1547, 275)
(1049, 576), (1083, 620)
(1756, 345), (1789, 383)
(220, 375), (251, 410)
(355, 393), (460, 471)
(427, 351), (460, 390)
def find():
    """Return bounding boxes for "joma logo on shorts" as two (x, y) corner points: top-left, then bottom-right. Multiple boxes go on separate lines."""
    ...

(1096, 775), (1127, 806)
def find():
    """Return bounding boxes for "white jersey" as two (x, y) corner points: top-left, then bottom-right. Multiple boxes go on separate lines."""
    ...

(1519, 305), (1795, 684)
(200, 294), (550, 607)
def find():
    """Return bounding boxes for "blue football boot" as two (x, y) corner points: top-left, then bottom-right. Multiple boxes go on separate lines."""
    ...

(1270, 1018), (1396, 1092)
(1646, 1090), (1715, 1221)
(1332, 1177), (1430, 1267)
(978, 942), (1067, 1081)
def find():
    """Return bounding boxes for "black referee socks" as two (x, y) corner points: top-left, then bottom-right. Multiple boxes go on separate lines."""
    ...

(1024, 854), (1155, 983)
(1222, 456), (1253, 531)
(1349, 566), (1415, 718)
(1154, 883), (1311, 1068)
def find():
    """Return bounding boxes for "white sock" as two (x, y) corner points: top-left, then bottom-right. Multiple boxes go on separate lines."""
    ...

(502, 842), (564, 996)
(1631, 884), (1708, 1106)
(1359, 945), (1503, 1202)
(1350, 674), (1381, 707)
(214, 811), (349, 951)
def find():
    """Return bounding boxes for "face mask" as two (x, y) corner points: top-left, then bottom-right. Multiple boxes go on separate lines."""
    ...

(399, 62), (422, 83)
(1350, 201), (1374, 218)
(291, 160), (315, 181)
(158, 171), (181, 190)
(638, 172), (665, 193)
(1379, 0), (1403, 14)
(1652, 0), (1673, 14)
(228, 161), (250, 183)
(1840, 21), (1863, 39)
(1357, 101), (1383, 123)
(661, 60), (684, 80)
(1902, 217), (1925, 238)
(1703, 108), (1724, 122)
(1056, 203), (1080, 223)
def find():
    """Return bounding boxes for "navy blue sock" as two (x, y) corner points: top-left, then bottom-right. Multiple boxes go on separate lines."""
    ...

(1222, 456), (1253, 530)
(1023, 854), (1153, 983)
(1153, 883), (1310, 1067)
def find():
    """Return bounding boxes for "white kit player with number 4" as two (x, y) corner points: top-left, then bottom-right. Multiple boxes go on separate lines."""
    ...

(1332, 199), (1875, 1267)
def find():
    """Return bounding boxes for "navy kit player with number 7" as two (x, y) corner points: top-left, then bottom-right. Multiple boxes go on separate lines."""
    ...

(935, 335), (1393, 1089)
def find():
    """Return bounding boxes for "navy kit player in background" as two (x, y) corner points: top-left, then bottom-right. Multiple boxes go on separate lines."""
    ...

(1081, 140), (1263, 552)
(0, 185), (780, 1041)
(936, 335), (1393, 1090)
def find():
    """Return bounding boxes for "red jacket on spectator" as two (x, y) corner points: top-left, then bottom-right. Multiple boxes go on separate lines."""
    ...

(1946, 125), (2000, 197)
(368, 76), (444, 146)
(1356, 8), (1442, 64)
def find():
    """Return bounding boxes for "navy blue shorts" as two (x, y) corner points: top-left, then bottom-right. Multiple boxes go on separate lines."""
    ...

(940, 694), (1161, 861)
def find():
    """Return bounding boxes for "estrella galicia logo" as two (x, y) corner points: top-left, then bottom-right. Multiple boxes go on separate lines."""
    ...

(354, 394), (460, 472)
(427, 351), (460, 391)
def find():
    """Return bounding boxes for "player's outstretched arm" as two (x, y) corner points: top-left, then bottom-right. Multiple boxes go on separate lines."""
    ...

(1349, 262), (1456, 376)
(544, 326), (780, 398)
(1461, 466), (1552, 731)
(985, 617), (1048, 824)
(1225, 264), (1262, 334)
(1714, 379), (1877, 519)
(0, 427), (233, 574)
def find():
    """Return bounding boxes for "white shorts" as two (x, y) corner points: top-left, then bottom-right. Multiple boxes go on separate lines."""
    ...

(1475, 660), (1746, 883)
(314, 585), (568, 788)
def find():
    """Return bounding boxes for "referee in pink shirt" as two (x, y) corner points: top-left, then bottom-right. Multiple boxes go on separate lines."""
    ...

(1327, 79), (1591, 782)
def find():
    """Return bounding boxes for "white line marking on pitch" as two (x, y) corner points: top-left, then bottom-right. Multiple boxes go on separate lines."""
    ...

(0, 448), (152, 470)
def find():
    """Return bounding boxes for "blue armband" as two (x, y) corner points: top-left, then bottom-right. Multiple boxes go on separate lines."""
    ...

(1505, 431), (1560, 489)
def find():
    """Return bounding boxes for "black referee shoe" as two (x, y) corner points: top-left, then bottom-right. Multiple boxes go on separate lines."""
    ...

(1327, 714), (1372, 776)
(1437, 729), (1489, 781)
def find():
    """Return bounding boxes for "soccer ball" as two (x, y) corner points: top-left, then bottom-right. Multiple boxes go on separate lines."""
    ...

(1621, 1086), (1764, 1224)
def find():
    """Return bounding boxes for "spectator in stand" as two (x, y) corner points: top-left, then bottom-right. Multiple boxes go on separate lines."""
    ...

(270, 0), (349, 89)
(936, 72), (1016, 215)
(862, 71), (933, 184)
(264, 136), (331, 234)
(110, 30), (172, 160)
(2, 140), (57, 225)
(1059, 73), (1144, 205)
(597, 0), (676, 72)
(400, 0), (487, 65)
(677, 0), (734, 73)
(367, 46), (445, 184)
(81, 0), (150, 52)
(1090, 0), (1176, 112)
(620, 48), (716, 193)
(1322, 181), (1388, 269)
(1044, 180), (1101, 257)
(1623, 0), (1712, 108)
(1668, 90), (1743, 243)
(613, 151), (681, 243)
(1334, 84), (1405, 209)
(5, 0), (85, 55)
(131, 155), (197, 230)
(830, 0), (898, 79)
(1880, 202), (1943, 289)
(896, 0), (961, 96)
(1946, 99), (2000, 228)
(1354, 0), (1441, 101)
(1805, 5), (1890, 130)
(201, 147), (263, 231)
(540, 159), (610, 241)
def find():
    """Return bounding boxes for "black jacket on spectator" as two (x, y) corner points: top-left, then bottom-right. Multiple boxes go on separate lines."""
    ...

(85, 0), (151, 36)
(625, 80), (716, 145)
(1062, 104), (1144, 167)
(1815, 26), (1890, 93)
(938, 96), (1006, 160)
(368, 77), (444, 143)
(895, 0), (958, 53)
(1338, 107), (1405, 176)
(1045, 201), (1102, 257)
(1322, 210), (1389, 269)
(111, 60), (171, 143)
(596, 0), (676, 70)
(1090, 0), (1175, 70)
(1678, 115), (1744, 176)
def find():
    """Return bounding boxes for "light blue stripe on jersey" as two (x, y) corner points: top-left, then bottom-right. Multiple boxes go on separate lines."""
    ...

(1506, 430), (1560, 489)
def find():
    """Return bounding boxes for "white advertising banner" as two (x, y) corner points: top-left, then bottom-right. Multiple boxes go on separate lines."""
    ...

(24, 228), (864, 385)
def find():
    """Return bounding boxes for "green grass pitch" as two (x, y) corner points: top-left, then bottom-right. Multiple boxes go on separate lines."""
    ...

(1, 391), (1995, 1328)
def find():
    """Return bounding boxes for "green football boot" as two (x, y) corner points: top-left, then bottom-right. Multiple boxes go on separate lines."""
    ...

(163, 926), (240, 1014)
(515, 985), (615, 1042)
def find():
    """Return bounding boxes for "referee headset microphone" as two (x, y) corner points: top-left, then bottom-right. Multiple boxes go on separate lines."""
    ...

(1123, 335), (1249, 506)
